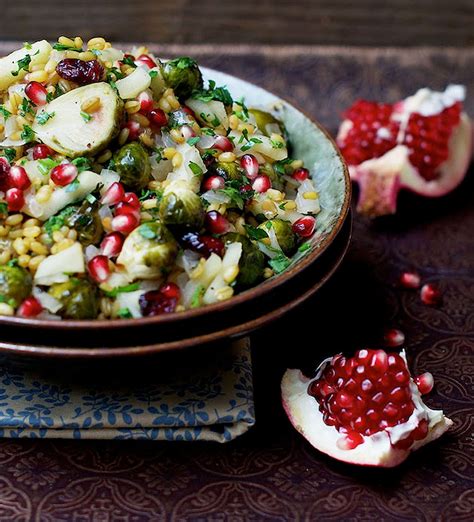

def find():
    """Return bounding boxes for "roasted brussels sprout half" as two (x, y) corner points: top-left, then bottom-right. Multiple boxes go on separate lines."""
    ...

(64, 196), (103, 246)
(159, 181), (204, 228)
(116, 221), (178, 279)
(249, 108), (286, 137)
(162, 57), (203, 100)
(208, 161), (244, 182)
(224, 233), (265, 287)
(258, 219), (296, 256)
(113, 142), (151, 191)
(0, 264), (32, 307)
(49, 277), (99, 319)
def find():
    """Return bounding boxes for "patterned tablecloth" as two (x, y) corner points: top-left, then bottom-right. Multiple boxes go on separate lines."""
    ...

(0, 44), (472, 520)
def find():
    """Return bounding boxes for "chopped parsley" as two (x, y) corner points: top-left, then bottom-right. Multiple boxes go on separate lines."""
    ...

(19, 97), (35, 116)
(168, 57), (198, 70)
(20, 125), (35, 143)
(72, 156), (92, 172)
(191, 284), (205, 308)
(36, 110), (55, 125)
(80, 111), (92, 123)
(270, 138), (284, 149)
(298, 242), (311, 253)
(192, 80), (233, 106)
(219, 179), (254, 210)
(139, 223), (157, 239)
(117, 307), (133, 318)
(139, 187), (163, 202)
(274, 158), (293, 176)
(46, 84), (65, 103)
(0, 105), (12, 120)
(149, 70), (158, 79)
(201, 148), (219, 161)
(44, 206), (77, 236)
(121, 55), (137, 68)
(37, 158), (60, 175)
(188, 161), (203, 176)
(201, 127), (216, 136)
(239, 128), (263, 152)
(11, 53), (34, 76)
(23, 42), (32, 50)
(278, 201), (288, 211)
(53, 43), (82, 52)
(269, 254), (292, 274)
(210, 115), (221, 127)
(187, 136), (200, 147)
(233, 97), (249, 121)
(244, 224), (268, 241)
(0, 202), (8, 216)
(104, 283), (140, 298)
(2, 148), (16, 163)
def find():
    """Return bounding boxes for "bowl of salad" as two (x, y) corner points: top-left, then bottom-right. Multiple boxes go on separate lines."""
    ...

(0, 37), (350, 335)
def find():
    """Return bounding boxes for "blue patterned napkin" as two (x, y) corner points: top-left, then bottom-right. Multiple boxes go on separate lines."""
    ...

(0, 339), (255, 442)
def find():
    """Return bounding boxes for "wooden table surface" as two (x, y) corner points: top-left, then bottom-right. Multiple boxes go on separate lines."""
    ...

(0, 44), (472, 520)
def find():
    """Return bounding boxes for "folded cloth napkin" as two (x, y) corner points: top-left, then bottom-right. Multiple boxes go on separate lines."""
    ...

(0, 338), (255, 442)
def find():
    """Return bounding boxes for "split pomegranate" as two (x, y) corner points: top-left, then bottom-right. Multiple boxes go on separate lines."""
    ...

(50, 163), (78, 186)
(56, 59), (104, 85)
(281, 349), (452, 467)
(25, 81), (48, 106)
(384, 328), (405, 347)
(337, 85), (472, 216)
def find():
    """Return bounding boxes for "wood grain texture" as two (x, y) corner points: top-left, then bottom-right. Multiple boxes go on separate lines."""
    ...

(0, 0), (473, 46)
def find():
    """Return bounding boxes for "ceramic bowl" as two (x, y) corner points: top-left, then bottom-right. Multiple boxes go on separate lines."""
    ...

(0, 66), (351, 343)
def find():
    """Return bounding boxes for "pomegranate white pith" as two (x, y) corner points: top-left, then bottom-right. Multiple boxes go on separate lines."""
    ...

(281, 350), (452, 467)
(337, 85), (472, 217)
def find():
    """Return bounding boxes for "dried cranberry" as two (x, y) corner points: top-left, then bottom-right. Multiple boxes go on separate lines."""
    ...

(179, 231), (225, 258)
(139, 290), (178, 316)
(56, 59), (104, 85)
(0, 158), (10, 192)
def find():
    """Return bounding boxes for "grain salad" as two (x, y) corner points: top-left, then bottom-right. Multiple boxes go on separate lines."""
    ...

(0, 37), (320, 320)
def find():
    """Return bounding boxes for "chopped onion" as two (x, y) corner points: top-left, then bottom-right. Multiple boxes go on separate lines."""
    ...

(201, 190), (230, 205)
(115, 66), (151, 99)
(33, 287), (63, 313)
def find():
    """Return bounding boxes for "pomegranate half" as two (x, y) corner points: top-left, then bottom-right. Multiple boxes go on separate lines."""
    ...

(337, 85), (472, 217)
(281, 349), (452, 467)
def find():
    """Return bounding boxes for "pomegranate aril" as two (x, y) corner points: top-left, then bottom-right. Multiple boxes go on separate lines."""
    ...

(179, 231), (224, 258)
(420, 283), (441, 305)
(240, 154), (259, 180)
(415, 372), (434, 395)
(88, 255), (110, 283)
(412, 419), (429, 440)
(6, 188), (25, 211)
(400, 271), (421, 289)
(111, 213), (139, 234)
(384, 328), (405, 347)
(159, 282), (180, 299)
(115, 202), (140, 217)
(17, 296), (42, 317)
(292, 167), (310, 182)
(148, 108), (168, 127)
(135, 54), (156, 69)
(213, 135), (233, 152)
(335, 391), (353, 408)
(292, 216), (316, 238)
(383, 403), (400, 418)
(25, 81), (47, 106)
(137, 91), (153, 112)
(50, 164), (78, 186)
(367, 349), (389, 377)
(139, 290), (178, 316)
(32, 144), (53, 160)
(205, 210), (230, 235)
(8, 166), (31, 190)
(202, 175), (225, 191)
(100, 232), (124, 258)
(102, 182), (125, 206)
(0, 157), (11, 192)
(122, 192), (140, 209)
(252, 174), (271, 193)
(56, 59), (104, 85)
(336, 431), (364, 450)
(124, 120), (141, 141)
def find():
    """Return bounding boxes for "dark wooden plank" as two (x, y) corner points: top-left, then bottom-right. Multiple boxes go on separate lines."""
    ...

(0, 0), (473, 46)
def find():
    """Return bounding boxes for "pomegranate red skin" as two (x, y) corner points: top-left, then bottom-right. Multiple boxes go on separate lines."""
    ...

(8, 166), (31, 190)
(25, 81), (48, 105)
(18, 296), (43, 317)
(6, 188), (25, 211)
(56, 59), (104, 85)
(32, 144), (53, 160)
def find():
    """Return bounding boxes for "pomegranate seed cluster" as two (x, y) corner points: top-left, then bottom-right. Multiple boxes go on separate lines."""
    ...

(0, 36), (320, 320)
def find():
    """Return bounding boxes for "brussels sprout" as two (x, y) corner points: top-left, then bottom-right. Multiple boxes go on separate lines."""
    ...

(249, 108), (286, 137)
(116, 221), (178, 279)
(258, 219), (296, 256)
(113, 142), (151, 191)
(0, 264), (32, 307)
(208, 161), (243, 182)
(159, 181), (204, 228)
(162, 57), (203, 100)
(224, 233), (265, 287)
(64, 196), (103, 246)
(48, 277), (99, 319)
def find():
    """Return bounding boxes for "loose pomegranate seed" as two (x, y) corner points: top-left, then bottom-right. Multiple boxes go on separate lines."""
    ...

(137, 91), (153, 112)
(205, 210), (230, 235)
(88, 255), (111, 283)
(50, 163), (78, 186)
(100, 232), (124, 258)
(213, 135), (234, 152)
(6, 188), (24, 211)
(102, 182), (125, 206)
(292, 167), (310, 182)
(25, 81), (48, 106)
(400, 271), (421, 289)
(122, 192), (140, 209)
(179, 231), (225, 258)
(252, 174), (271, 193)
(420, 283), (441, 305)
(308, 349), (416, 437)
(148, 108), (168, 127)
(414, 372), (434, 395)
(202, 175), (225, 191)
(56, 59), (104, 85)
(292, 216), (316, 238)
(111, 213), (139, 234)
(240, 154), (259, 180)
(32, 144), (53, 160)
(135, 54), (156, 69)
(159, 282), (181, 299)
(124, 120), (140, 141)
(17, 296), (43, 317)
(384, 328), (405, 347)
(8, 166), (31, 190)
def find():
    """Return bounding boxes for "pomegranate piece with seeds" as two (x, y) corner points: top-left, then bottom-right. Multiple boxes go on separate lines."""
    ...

(56, 59), (104, 85)
(282, 348), (452, 467)
(337, 85), (472, 217)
